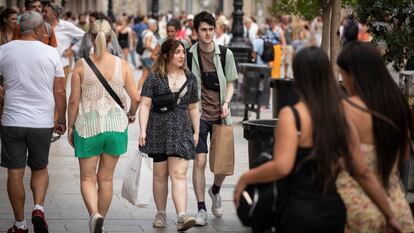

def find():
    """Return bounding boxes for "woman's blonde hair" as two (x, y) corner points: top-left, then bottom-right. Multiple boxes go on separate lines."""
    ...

(89, 19), (112, 60)
(151, 39), (187, 77)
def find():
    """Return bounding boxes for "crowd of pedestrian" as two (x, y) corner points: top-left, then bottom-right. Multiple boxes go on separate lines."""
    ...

(0, 1), (412, 233)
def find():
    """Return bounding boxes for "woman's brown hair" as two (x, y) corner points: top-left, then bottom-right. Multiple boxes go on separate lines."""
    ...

(151, 39), (187, 77)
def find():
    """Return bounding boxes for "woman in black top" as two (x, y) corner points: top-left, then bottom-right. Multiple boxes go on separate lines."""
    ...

(139, 39), (200, 232)
(234, 47), (401, 233)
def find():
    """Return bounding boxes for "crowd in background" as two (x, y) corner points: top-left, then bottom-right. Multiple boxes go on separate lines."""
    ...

(1, 2), (372, 82)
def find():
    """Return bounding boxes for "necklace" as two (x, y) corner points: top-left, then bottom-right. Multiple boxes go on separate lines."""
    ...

(168, 74), (179, 86)
(168, 71), (183, 87)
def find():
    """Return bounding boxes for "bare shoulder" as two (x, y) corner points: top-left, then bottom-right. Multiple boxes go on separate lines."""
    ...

(120, 58), (132, 74)
(278, 106), (295, 123)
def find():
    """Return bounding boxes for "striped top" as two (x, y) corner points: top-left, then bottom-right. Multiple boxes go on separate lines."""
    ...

(75, 57), (128, 138)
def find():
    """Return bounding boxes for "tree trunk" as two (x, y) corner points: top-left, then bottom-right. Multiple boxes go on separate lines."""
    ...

(321, 1), (332, 55)
(330, 0), (342, 76)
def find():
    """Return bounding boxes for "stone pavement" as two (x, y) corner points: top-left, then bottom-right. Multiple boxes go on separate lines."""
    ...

(0, 67), (270, 233)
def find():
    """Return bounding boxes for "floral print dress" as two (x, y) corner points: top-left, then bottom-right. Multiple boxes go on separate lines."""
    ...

(336, 144), (414, 233)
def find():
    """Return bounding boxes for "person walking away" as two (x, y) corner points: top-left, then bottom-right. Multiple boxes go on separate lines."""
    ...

(67, 19), (140, 233)
(139, 39), (200, 231)
(187, 11), (238, 226)
(265, 17), (286, 78)
(234, 47), (402, 233)
(336, 41), (414, 233)
(0, 11), (67, 233)
(137, 18), (158, 95)
(116, 15), (133, 60)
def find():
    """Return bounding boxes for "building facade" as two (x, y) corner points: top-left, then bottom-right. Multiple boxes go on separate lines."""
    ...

(1, 0), (272, 23)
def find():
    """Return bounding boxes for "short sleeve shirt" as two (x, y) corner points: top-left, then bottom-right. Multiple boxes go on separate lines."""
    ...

(0, 40), (64, 128)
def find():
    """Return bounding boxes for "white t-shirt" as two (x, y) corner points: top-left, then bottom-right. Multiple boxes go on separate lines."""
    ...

(0, 40), (64, 128)
(141, 29), (158, 59)
(54, 20), (85, 67)
(214, 33), (231, 47)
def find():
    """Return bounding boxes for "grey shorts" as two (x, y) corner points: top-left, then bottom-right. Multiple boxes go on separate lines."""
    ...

(1, 126), (54, 170)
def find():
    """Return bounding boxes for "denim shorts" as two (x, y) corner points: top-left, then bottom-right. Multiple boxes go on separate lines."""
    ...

(195, 119), (222, 154)
(141, 58), (154, 68)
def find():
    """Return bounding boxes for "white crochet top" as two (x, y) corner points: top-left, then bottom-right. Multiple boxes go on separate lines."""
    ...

(75, 57), (128, 138)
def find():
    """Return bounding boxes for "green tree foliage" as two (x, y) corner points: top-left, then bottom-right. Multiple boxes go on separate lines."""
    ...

(268, 0), (355, 20)
(354, 0), (414, 70)
(268, 0), (320, 20)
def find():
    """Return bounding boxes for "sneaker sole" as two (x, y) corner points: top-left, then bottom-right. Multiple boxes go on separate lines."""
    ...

(177, 219), (196, 231)
(195, 221), (207, 226)
(93, 217), (104, 233)
(153, 223), (166, 228)
(32, 216), (48, 233)
(211, 208), (224, 218)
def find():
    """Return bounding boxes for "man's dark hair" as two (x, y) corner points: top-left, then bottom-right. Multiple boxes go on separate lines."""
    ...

(24, 0), (40, 9)
(90, 11), (107, 20)
(134, 15), (144, 24)
(342, 16), (359, 46)
(194, 11), (215, 31)
(167, 19), (180, 31)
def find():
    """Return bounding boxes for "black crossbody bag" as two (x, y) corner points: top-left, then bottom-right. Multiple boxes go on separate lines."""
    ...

(152, 77), (189, 113)
(197, 47), (221, 92)
(84, 57), (125, 109)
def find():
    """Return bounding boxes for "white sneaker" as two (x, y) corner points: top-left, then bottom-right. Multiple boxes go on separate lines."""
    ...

(177, 215), (196, 231)
(208, 187), (224, 218)
(89, 213), (104, 233)
(195, 209), (208, 226)
(153, 212), (167, 228)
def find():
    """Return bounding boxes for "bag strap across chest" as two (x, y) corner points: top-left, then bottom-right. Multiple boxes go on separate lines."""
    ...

(187, 45), (227, 76)
(84, 57), (124, 109)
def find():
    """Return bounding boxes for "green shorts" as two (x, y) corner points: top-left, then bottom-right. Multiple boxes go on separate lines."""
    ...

(74, 129), (128, 158)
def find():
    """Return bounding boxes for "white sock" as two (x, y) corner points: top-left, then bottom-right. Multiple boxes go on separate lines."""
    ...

(177, 212), (186, 218)
(157, 210), (166, 214)
(34, 204), (44, 212)
(15, 220), (28, 230)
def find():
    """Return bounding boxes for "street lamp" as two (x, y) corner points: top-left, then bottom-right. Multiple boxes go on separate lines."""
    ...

(228, 0), (252, 65)
(151, 0), (159, 20)
(107, 0), (115, 23)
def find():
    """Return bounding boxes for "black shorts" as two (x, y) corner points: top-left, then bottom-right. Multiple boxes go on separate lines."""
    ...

(195, 119), (222, 154)
(149, 153), (182, 163)
(1, 126), (53, 170)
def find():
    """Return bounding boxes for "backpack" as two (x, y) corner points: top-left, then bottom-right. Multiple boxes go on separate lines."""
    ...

(135, 30), (147, 55)
(236, 153), (279, 232)
(261, 38), (274, 62)
(187, 45), (227, 76)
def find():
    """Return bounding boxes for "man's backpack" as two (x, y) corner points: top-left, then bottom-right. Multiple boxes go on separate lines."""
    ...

(187, 45), (227, 76)
(261, 39), (275, 63)
(135, 30), (147, 55)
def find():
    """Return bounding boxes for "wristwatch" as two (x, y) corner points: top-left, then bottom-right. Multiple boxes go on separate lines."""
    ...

(127, 112), (136, 121)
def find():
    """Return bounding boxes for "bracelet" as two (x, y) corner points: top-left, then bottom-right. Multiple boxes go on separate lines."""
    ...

(56, 120), (66, 125)
(127, 112), (136, 121)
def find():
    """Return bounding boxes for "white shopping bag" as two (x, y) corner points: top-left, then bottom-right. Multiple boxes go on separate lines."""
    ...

(121, 150), (153, 207)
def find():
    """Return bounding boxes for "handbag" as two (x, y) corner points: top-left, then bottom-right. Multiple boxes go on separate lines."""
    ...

(84, 57), (124, 109)
(237, 153), (280, 233)
(197, 48), (221, 92)
(121, 150), (153, 207)
(209, 122), (235, 175)
(151, 77), (188, 113)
